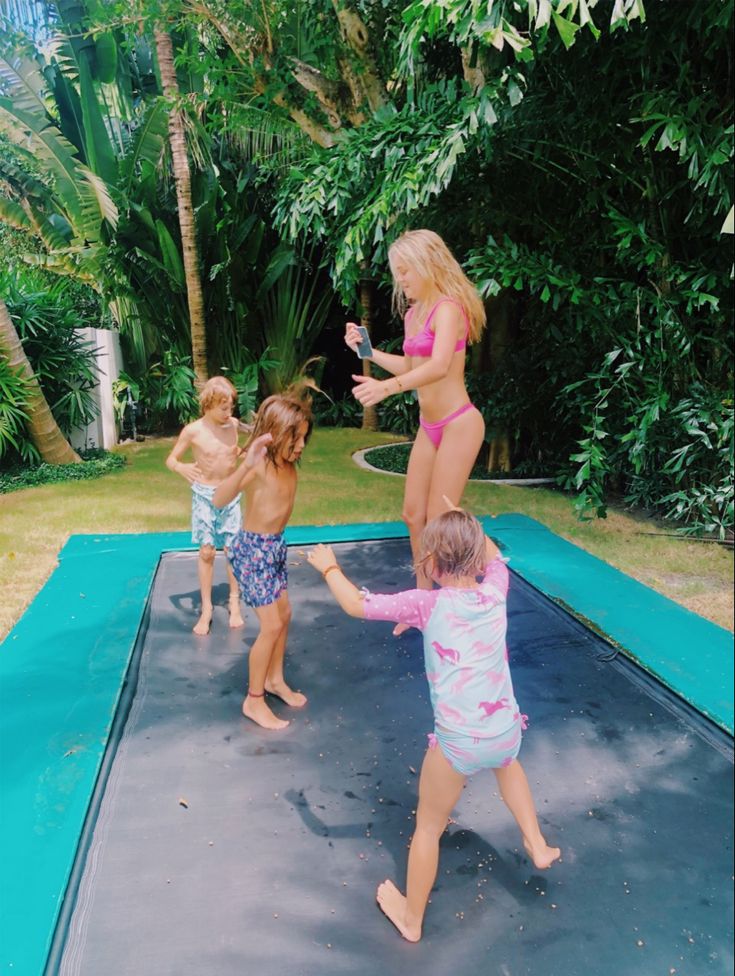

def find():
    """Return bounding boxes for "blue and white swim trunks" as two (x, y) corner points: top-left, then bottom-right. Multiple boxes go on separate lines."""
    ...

(191, 483), (241, 550)
(228, 530), (288, 607)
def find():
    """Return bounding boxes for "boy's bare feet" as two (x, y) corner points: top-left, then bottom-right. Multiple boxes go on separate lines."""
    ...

(229, 600), (244, 629)
(376, 880), (421, 943)
(523, 838), (561, 870)
(242, 695), (290, 730)
(193, 607), (212, 636)
(264, 679), (307, 708)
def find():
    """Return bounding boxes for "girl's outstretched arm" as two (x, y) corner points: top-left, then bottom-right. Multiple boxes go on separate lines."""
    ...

(308, 544), (366, 618)
(213, 432), (272, 508)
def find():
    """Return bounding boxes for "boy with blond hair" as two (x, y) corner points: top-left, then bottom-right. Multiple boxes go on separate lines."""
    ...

(166, 376), (245, 635)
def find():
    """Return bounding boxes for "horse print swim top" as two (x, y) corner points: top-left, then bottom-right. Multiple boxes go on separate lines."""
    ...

(362, 557), (522, 740)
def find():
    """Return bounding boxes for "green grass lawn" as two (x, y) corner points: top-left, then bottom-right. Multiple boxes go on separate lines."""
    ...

(1, 427), (732, 639)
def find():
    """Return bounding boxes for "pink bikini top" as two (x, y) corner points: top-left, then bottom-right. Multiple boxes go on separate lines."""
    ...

(402, 298), (470, 357)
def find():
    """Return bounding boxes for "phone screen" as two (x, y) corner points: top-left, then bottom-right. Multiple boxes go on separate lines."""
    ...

(356, 326), (373, 359)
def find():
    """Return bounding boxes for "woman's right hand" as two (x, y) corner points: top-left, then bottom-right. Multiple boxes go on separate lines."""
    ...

(345, 321), (362, 353)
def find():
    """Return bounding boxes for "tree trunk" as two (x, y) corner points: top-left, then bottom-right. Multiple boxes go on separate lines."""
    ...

(0, 298), (82, 464)
(154, 27), (209, 390)
(359, 274), (378, 431)
(481, 289), (513, 472)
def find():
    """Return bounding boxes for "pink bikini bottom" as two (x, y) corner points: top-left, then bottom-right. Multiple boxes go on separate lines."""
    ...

(419, 402), (477, 449)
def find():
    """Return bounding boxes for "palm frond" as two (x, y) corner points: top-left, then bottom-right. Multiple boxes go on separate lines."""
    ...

(0, 46), (50, 118)
(120, 97), (168, 194)
(0, 193), (33, 231)
(78, 166), (118, 234)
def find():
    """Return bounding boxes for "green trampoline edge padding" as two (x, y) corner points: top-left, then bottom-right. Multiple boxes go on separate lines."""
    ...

(0, 515), (732, 976)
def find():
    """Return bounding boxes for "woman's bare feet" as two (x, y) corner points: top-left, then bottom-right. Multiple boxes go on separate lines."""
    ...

(523, 838), (561, 870)
(193, 606), (212, 636)
(264, 679), (307, 708)
(242, 695), (290, 730)
(376, 880), (422, 942)
(229, 600), (244, 629)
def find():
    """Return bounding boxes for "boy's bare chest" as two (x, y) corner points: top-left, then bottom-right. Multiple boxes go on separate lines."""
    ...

(192, 425), (237, 460)
(263, 466), (297, 503)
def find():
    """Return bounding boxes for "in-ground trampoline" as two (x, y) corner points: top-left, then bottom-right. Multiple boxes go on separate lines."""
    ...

(1, 517), (733, 976)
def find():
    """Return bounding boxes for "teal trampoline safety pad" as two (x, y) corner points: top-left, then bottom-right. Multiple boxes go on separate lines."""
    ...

(0, 516), (732, 976)
(480, 515), (733, 736)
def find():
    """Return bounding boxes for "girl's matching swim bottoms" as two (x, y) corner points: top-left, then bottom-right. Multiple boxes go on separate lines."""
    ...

(428, 719), (523, 776)
(228, 530), (288, 608)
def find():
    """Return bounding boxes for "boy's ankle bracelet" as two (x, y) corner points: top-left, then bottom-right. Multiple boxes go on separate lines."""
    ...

(248, 690), (265, 698)
(322, 564), (340, 579)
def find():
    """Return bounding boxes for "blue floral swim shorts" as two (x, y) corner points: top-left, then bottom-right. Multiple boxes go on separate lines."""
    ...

(191, 483), (241, 550)
(228, 530), (288, 608)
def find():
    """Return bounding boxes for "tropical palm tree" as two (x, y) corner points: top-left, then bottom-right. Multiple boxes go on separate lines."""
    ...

(153, 27), (208, 389)
(0, 295), (81, 463)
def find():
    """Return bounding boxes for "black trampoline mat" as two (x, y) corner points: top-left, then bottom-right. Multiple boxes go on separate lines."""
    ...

(58, 540), (734, 976)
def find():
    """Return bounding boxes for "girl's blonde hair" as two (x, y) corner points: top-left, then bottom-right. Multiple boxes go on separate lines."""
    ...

(247, 380), (314, 468)
(388, 229), (486, 343)
(199, 376), (237, 413)
(418, 510), (487, 580)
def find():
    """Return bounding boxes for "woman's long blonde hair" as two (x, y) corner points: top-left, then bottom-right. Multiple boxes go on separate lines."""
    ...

(388, 229), (486, 343)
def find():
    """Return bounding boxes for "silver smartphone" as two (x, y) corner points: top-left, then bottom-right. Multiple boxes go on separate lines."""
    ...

(355, 325), (373, 359)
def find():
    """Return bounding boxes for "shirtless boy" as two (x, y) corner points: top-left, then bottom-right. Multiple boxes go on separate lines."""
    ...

(166, 376), (245, 635)
(214, 388), (312, 730)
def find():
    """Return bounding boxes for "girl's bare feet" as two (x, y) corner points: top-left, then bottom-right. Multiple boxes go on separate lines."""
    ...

(523, 838), (561, 870)
(393, 622), (410, 637)
(264, 679), (307, 708)
(229, 600), (244, 629)
(376, 880), (421, 943)
(242, 695), (289, 730)
(193, 607), (212, 636)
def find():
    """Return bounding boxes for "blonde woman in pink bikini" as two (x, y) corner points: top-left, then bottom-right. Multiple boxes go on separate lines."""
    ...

(347, 229), (486, 630)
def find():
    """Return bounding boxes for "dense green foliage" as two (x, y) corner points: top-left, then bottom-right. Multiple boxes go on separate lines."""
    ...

(0, 447), (126, 493)
(1, 0), (732, 537)
(274, 0), (733, 536)
(0, 272), (100, 464)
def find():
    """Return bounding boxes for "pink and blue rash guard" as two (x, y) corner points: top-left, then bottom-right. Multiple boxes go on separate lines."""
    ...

(363, 557), (522, 741)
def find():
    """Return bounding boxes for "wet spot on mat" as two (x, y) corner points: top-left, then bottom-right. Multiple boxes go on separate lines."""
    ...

(587, 807), (611, 821)
(599, 726), (622, 742)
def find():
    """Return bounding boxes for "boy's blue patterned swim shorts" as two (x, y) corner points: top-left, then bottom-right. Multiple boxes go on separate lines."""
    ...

(191, 483), (241, 550)
(228, 530), (288, 608)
